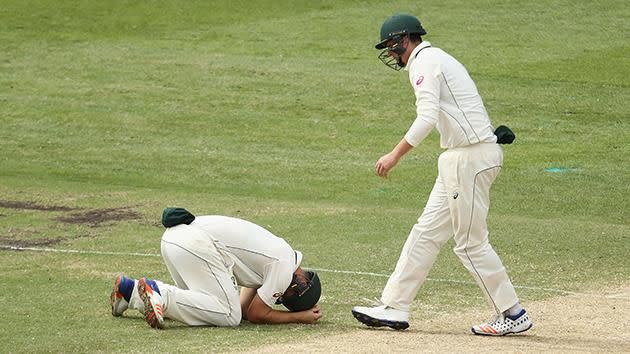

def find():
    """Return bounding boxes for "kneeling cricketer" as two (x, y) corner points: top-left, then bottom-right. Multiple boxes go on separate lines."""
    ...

(110, 208), (322, 328)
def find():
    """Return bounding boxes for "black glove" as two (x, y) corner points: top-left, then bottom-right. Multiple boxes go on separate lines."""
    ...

(494, 125), (515, 144)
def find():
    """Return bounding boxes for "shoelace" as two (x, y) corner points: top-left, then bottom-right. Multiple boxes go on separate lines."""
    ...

(488, 313), (506, 326)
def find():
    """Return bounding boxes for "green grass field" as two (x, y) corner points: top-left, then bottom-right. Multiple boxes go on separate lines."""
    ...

(1, 0), (629, 351)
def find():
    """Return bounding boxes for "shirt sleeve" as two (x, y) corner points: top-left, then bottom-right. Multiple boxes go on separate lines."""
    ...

(403, 60), (442, 146)
(257, 260), (293, 308)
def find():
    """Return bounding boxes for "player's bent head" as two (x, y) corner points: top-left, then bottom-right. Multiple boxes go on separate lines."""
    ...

(280, 271), (321, 312)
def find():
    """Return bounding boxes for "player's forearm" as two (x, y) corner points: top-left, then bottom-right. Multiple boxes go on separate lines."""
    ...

(250, 308), (309, 325)
(391, 138), (414, 159)
(246, 293), (310, 324)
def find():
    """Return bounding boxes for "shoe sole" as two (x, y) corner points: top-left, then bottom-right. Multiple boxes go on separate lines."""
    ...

(351, 309), (409, 330)
(110, 274), (124, 317)
(471, 322), (533, 336)
(138, 278), (165, 329)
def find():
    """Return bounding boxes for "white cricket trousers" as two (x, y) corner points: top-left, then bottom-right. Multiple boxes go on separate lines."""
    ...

(381, 143), (519, 314)
(154, 224), (241, 326)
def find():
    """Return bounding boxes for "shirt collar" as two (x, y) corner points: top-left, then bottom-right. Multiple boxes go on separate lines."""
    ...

(294, 250), (303, 270)
(404, 41), (431, 71)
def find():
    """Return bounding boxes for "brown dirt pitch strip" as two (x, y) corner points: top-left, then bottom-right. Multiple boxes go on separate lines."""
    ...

(251, 283), (630, 353)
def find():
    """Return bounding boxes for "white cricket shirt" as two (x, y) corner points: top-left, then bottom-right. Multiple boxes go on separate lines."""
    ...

(403, 41), (497, 148)
(191, 215), (302, 308)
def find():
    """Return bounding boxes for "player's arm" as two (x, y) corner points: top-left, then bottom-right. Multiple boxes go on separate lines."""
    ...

(375, 138), (414, 177)
(240, 287), (258, 321)
(376, 64), (441, 178)
(405, 61), (441, 147)
(245, 292), (321, 325)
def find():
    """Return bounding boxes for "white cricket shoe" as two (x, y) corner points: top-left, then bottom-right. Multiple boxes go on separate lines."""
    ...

(137, 277), (165, 329)
(471, 309), (532, 336)
(110, 273), (129, 317)
(352, 304), (410, 330)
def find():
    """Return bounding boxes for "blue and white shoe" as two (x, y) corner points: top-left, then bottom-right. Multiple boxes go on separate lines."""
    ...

(351, 304), (410, 330)
(110, 273), (129, 317)
(137, 277), (165, 329)
(471, 309), (533, 336)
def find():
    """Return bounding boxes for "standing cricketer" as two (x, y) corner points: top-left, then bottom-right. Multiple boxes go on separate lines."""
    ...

(111, 208), (322, 328)
(351, 13), (532, 336)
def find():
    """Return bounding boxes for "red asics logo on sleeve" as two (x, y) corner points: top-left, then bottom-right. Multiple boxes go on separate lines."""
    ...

(415, 76), (424, 86)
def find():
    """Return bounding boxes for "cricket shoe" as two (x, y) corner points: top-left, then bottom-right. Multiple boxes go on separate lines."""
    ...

(471, 309), (532, 336)
(137, 277), (165, 329)
(110, 273), (129, 317)
(351, 305), (409, 330)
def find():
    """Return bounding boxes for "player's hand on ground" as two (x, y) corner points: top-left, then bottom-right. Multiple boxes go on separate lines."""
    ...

(375, 152), (399, 177)
(299, 304), (322, 324)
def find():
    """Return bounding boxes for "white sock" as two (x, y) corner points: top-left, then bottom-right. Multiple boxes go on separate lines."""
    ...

(128, 280), (145, 312)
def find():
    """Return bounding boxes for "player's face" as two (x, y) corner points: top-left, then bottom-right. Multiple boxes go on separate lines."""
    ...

(384, 39), (399, 57)
(377, 35), (409, 71)
(392, 37), (411, 62)
(280, 268), (308, 300)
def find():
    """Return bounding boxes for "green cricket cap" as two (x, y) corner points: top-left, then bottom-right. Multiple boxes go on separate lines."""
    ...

(161, 207), (196, 228)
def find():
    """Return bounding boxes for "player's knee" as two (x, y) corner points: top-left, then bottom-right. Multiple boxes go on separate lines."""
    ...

(409, 225), (450, 250)
(453, 239), (489, 258)
(225, 317), (241, 327)
(225, 307), (241, 327)
(200, 307), (241, 327)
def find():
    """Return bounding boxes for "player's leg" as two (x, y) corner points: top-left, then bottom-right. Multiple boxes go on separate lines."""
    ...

(110, 273), (146, 316)
(157, 226), (241, 328)
(111, 273), (130, 316)
(381, 176), (455, 310)
(352, 172), (454, 329)
(137, 276), (165, 329)
(447, 143), (531, 335)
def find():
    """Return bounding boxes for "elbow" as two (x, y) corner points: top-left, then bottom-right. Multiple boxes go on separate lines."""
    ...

(248, 316), (264, 324)
(247, 314), (266, 324)
(246, 308), (267, 324)
(402, 136), (417, 148)
(245, 294), (274, 324)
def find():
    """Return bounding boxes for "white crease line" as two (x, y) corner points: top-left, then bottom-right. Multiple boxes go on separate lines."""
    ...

(0, 245), (158, 257)
(605, 293), (630, 299)
(2, 245), (583, 296)
(310, 267), (582, 295)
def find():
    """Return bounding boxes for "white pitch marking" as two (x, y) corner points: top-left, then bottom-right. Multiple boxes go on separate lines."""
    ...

(0, 245), (158, 257)
(605, 292), (630, 299)
(1, 245), (583, 296)
(310, 267), (581, 295)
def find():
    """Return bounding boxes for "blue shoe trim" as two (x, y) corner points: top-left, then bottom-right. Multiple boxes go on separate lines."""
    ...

(507, 309), (526, 321)
(145, 278), (161, 295)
